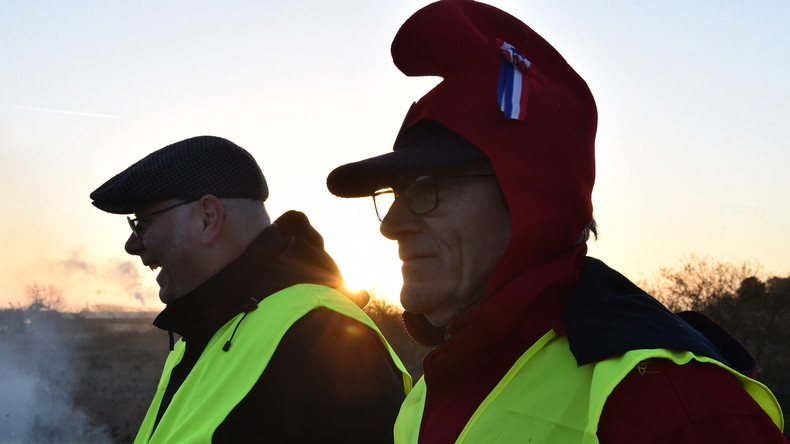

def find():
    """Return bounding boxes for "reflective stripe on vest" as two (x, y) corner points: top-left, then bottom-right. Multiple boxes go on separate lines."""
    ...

(394, 330), (783, 444)
(135, 283), (412, 444)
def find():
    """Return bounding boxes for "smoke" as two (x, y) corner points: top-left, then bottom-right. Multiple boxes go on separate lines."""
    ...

(46, 250), (158, 309)
(117, 260), (141, 290)
(118, 261), (150, 308)
(57, 253), (95, 273)
(0, 313), (112, 442)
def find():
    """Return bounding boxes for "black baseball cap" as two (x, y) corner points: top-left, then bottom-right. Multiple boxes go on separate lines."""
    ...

(327, 119), (487, 197)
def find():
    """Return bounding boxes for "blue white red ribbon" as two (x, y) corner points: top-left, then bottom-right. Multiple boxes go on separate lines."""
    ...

(497, 39), (532, 120)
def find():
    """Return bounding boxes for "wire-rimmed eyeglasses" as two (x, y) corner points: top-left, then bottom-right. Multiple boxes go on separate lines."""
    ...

(127, 200), (196, 239)
(372, 174), (496, 222)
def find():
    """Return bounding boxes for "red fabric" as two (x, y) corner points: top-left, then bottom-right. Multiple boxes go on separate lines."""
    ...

(389, 2), (786, 443)
(599, 358), (786, 443)
(391, 0), (597, 275)
(416, 245), (583, 443)
(418, 350), (787, 443)
(391, 2), (596, 441)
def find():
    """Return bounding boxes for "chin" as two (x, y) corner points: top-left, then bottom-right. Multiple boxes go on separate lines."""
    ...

(159, 289), (177, 305)
(422, 312), (452, 328)
(400, 283), (442, 315)
(398, 285), (424, 314)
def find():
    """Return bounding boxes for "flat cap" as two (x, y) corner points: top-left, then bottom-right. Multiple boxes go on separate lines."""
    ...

(90, 135), (268, 214)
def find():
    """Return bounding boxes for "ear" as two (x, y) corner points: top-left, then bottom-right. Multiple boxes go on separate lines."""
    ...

(197, 194), (225, 245)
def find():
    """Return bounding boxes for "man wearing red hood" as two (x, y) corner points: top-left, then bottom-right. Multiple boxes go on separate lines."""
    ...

(327, 1), (786, 443)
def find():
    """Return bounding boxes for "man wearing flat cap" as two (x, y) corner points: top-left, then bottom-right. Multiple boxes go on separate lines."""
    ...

(328, 1), (786, 442)
(91, 135), (411, 443)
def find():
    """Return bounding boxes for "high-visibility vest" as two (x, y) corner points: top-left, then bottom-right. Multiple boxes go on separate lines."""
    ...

(136, 283), (412, 444)
(395, 330), (783, 444)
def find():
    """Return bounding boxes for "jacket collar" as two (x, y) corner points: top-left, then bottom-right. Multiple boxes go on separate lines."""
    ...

(153, 211), (352, 344)
(153, 223), (287, 343)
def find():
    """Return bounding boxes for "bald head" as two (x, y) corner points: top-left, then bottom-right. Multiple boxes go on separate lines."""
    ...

(123, 195), (271, 303)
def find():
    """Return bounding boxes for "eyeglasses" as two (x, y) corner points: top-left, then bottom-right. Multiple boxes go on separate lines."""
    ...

(372, 174), (496, 222)
(127, 200), (196, 239)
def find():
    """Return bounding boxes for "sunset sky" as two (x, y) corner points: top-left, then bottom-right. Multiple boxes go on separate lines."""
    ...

(1, 0), (788, 311)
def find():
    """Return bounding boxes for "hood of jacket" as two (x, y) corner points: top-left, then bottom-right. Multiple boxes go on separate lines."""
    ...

(393, 1), (597, 347)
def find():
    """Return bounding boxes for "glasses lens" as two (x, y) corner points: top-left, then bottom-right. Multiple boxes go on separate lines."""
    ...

(373, 189), (396, 221)
(405, 176), (437, 215)
(127, 216), (138, 237)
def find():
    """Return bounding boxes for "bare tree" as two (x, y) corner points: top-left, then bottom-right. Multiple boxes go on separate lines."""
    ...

(645, 254), (760, 312)
(644, 256), (789, 434)
(25, 283), (66, 312)
(363, 292), (431, 379)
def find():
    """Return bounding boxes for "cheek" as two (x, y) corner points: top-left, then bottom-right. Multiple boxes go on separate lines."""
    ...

(164, 234), (193, 265)
(431, 231), (466, 282)
(459, 208), (511, 284)
(154, 224), (193, 269)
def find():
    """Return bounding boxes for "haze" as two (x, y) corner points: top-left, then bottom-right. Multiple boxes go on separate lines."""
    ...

(1, 0), (788, 310)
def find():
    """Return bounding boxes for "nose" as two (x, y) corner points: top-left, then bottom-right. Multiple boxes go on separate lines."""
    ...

(380, 195), (421, 240)
(124, 232), (144, 255)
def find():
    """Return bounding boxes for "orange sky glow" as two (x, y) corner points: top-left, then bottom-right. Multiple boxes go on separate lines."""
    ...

(1, 1), (788, 312)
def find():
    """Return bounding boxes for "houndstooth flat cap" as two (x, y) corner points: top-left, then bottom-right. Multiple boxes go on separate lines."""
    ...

(90, 135), (268, 214)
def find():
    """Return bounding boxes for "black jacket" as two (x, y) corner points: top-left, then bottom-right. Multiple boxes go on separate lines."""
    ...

(560, 257), (755, 374)
(150, 211), (406, 443)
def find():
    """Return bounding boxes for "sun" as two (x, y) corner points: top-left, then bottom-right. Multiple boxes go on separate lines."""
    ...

(303, 198), (405, 308)
(327, 236), (404, 309)
(342, 260), (404, 308)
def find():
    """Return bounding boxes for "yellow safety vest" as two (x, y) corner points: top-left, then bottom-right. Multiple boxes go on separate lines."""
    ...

(395, 330), (783, 444)
(136, 283), (412, 444)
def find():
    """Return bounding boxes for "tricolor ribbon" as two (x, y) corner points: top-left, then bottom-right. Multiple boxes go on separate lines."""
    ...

(497, 39), (533, 120)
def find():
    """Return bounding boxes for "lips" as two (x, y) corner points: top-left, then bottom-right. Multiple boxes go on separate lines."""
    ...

(399, 246), (433, 262)
(143, 260), (161, 271)
(401, 254), (431, 263)
(400, 253), (435, 274)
